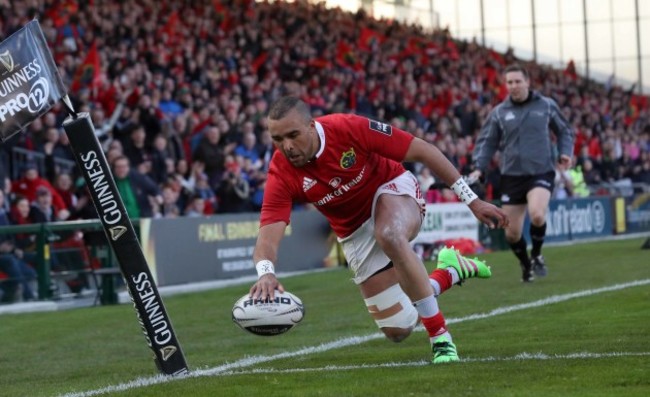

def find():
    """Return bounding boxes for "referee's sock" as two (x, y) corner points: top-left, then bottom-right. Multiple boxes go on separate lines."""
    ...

(509, 237), (530, 265)
(530, 223), (547, 258)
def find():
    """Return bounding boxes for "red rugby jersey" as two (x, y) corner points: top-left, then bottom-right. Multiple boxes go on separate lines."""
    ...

(260, 113), (414, 238)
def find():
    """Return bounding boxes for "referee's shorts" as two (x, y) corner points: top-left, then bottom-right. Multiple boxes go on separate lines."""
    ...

(499, 171), (555, 205)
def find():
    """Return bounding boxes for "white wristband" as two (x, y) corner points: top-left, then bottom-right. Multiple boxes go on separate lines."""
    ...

(256, 260), (275, 278)
(451, 177), (478, 205)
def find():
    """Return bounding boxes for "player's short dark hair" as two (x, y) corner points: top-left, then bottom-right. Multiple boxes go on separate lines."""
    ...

(268, 96), (311, 122)
(504, 63), (529, 79)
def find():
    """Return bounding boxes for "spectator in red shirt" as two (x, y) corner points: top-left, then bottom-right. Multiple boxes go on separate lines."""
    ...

(584, 128), (603, 162)
(11, 162), (68, 218)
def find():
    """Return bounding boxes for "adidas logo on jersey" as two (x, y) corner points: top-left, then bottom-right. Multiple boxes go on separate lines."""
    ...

(384, 183), (399, 193)
(303, 177), (316, 192)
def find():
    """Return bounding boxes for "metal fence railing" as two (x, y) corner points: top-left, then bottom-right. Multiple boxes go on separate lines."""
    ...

(11, 147), (77, 180)
(0, 220), (122, 305)
(589, 181), (650, 197)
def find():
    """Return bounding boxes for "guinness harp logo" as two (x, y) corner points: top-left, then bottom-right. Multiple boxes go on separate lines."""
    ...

(160, 345), (177, 361)
(0, 51), (14, 72)
(109, 226), (127, 241)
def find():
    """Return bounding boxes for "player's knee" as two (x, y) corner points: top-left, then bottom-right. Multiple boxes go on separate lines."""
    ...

(374, 226), (409, 253)
(381, 327), (412, 343)
(365, 284), (419, 340)
(374, 225), (397, 246)
(529, 211), (546, 226)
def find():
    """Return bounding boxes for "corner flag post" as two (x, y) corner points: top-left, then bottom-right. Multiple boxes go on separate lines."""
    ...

(0, 20), (189, 375)
(63, 112), (189, 375)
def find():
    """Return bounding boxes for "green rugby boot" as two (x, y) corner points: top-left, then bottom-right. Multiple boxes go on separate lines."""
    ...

(431, 336), (459, 364)
(436, 247), (491, 284)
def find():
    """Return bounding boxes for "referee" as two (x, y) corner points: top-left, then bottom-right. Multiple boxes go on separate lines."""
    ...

(470, 64), (575, 282)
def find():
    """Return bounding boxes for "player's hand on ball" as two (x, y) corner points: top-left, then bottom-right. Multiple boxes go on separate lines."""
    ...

(233, 290), (305, 336)
(250, 273), (285, 300)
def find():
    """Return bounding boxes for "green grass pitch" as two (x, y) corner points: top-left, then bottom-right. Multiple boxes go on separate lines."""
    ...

(1, 237), (649, 397)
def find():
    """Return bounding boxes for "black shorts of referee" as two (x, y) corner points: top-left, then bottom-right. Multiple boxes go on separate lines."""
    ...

(498, 171), (555, 205)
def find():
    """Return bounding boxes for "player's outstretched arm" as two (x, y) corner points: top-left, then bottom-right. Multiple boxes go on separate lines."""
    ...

(404, 138), (465, 187)
(404, 138), (509, 229)
(250, 221), (287, 300)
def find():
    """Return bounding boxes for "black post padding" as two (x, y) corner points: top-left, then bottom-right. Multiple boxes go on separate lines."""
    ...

(63, 113), (189, 375)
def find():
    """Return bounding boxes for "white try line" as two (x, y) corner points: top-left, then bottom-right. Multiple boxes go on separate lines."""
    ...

(217, 351), (650, 376)
(59, 279), (650, 397)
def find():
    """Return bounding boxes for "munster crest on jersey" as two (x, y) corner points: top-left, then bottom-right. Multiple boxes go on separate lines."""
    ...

(340, 147), (356, 169)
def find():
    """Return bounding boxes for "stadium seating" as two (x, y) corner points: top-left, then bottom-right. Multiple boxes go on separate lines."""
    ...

(0, 0), (647, 304)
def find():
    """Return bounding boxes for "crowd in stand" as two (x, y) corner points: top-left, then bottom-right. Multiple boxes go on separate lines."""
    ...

(1, 0), (649, 216)
(0, 0), (649, 302)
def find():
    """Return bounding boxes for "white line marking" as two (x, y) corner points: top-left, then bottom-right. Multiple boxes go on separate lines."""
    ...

(447, 278), (650, 325)
(59, 279), (650, 397)
(217, 351), (650, 376)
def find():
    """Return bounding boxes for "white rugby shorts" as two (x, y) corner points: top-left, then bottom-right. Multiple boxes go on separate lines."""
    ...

(338, 171), (425, 284)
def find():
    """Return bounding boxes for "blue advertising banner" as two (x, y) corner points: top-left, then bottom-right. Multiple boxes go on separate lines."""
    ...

(625, 193), (650, 233)
(524, 197), (613, 243)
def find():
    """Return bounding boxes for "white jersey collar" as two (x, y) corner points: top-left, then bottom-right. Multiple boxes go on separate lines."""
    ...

(314, 121), (326, 159)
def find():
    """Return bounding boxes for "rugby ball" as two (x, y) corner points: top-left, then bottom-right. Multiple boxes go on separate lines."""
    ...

(232, 290), (305, 336)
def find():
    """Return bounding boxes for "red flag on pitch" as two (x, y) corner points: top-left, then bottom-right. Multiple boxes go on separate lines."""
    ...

(71, 41), (101, 92)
